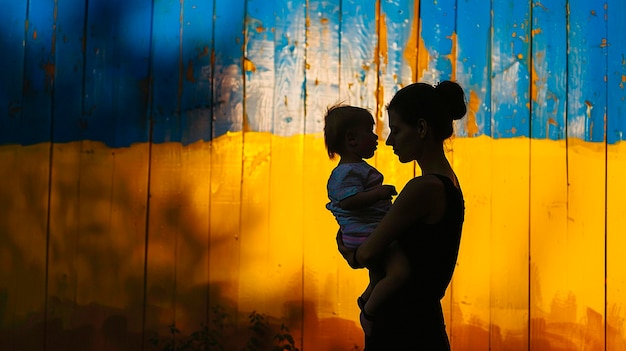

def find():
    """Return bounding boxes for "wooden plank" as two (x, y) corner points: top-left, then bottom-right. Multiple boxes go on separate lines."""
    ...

(419, 0), (458, 333)
(450, 0), (492, 347)
(269, 1), (307, 348)
(528, 1), (569, 349)
(339, 0), (378, 110)
(490, 0), (531, 349)
(180, 0), (214, 145)
(377, 0), (416, 192)
(419, 0), (456, 83)
(491, 2), (532, 139)
(455, 0), (491, 138)
(0, 1), (27, 144)
(565, 0), (607, 348)
(143, 0), (182, 346)
(81, 1), (152, 147)
(302, 0), (344, 349)
(0, 0), (28, 349)
(209, 0), (245, 347)
(21, 0), (55, 144)
(145, 0), (215, 344)
(175, 0), (214, 338)
(52, 1), (152, 350)
(45, 0), (87, 349)
(0, 0), (55, 349)
(336, 0), (379, 346)
(607, 0), (626, 348)
(239, 0), (274, 320)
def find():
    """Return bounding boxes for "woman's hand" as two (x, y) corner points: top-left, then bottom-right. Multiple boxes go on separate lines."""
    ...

(336, 229), (364, 269)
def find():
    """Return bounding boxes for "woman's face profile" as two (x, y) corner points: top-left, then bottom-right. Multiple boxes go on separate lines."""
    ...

(386, 110), (421, 163)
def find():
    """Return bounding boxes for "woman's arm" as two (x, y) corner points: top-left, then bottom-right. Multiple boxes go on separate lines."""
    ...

(355, 175), (445, 267)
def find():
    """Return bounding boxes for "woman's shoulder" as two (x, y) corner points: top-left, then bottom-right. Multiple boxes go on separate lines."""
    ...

(399, 175), (448, 207)
(394, 175), (444, 209)
(406, 173), (458, 190)
(404, 174), (447, 191)
(398, 174), (460, 224)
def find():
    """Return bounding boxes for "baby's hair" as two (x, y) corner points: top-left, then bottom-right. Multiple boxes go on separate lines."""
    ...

(323, 104), (375, 159)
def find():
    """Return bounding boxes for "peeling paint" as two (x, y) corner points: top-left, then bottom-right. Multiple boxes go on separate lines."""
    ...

(466, 90), (480, 137)
(447, 32), (458, 81)
(378, 12), (388, 66)
(417, 22), (430, 81)
(186, 59), (195, 82)
(243, 57), (256, 72)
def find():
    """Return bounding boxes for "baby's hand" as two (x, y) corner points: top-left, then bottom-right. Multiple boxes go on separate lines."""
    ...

(377, 184), (397, 199)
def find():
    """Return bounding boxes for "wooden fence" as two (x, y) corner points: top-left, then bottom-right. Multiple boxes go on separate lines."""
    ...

(1, 0), (625, 350)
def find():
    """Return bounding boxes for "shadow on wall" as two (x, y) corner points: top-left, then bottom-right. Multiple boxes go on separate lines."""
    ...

(1, 141), (625, 350)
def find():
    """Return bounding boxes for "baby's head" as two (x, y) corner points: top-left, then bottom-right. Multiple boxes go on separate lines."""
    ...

(323, 104), (375, 160)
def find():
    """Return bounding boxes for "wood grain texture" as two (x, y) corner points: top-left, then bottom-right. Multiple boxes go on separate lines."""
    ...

(1, 1), (626, 350)
(607, 0), (626, 349)
(529, 1), (569, 349)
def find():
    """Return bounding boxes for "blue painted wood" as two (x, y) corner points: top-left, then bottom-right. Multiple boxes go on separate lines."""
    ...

(213, 0), (245, 137)
(419, 0), (456, 83)
(339, 0), (378, 111)
(53, 0), (87, 143)
(380, 0), (415, 88)
(150, 0), (183, 144)
(379, 0), (416, 139)
(180, 0), (214, 144)
(1, 1), (626, 145)
(531, 0), (567, 140)
(22, 0), (55, 145)
(455, 0), (491, 137)
(0, 1), (27, 145)
(567, 0), (607, 142)
(273, 0), (306, 136)
(83, 0), (152, 147)
(305, 0), (340, 134)
(607, 0), (625, 144)
(491, 0), (531, 138)
(244, 0), (276, 133)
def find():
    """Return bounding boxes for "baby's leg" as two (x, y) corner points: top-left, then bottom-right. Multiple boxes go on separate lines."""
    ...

(362, 242), (410, 316)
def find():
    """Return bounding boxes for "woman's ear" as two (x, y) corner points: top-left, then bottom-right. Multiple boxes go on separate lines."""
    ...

(417, 118), (428, 138)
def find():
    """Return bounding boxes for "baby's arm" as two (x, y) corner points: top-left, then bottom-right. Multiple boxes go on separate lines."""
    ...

(339, 184), (397, 210)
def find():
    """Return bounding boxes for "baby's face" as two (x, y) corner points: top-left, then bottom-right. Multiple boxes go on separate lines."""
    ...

(354, 124), (378, 159)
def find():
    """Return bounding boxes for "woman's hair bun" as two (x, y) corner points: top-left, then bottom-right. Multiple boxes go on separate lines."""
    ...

(435, 81), (467, 120)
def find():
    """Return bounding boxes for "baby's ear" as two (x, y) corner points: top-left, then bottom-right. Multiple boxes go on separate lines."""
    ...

(345, 130), (358, 145)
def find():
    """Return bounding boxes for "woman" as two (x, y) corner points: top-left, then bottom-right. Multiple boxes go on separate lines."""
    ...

(336, 81), (467, 350)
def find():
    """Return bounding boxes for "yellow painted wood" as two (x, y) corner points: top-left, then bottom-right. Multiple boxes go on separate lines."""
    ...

(565, 139), (606, 349)
(208, 132), (243, 329)
(3, 135), (626, 349)
(0, 143), (49, 349)
(449, 136), (493, 349)
(145, 141), (212, 339)
(239, 132), (272, 314)
(490, 138), (531, 350)
(607, 142), (626, 351)
(528, 139), (569, 349)
(267, 134), (305, 335)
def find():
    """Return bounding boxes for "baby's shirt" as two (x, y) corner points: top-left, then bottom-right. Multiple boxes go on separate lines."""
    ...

(326, 162), (392, 248)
